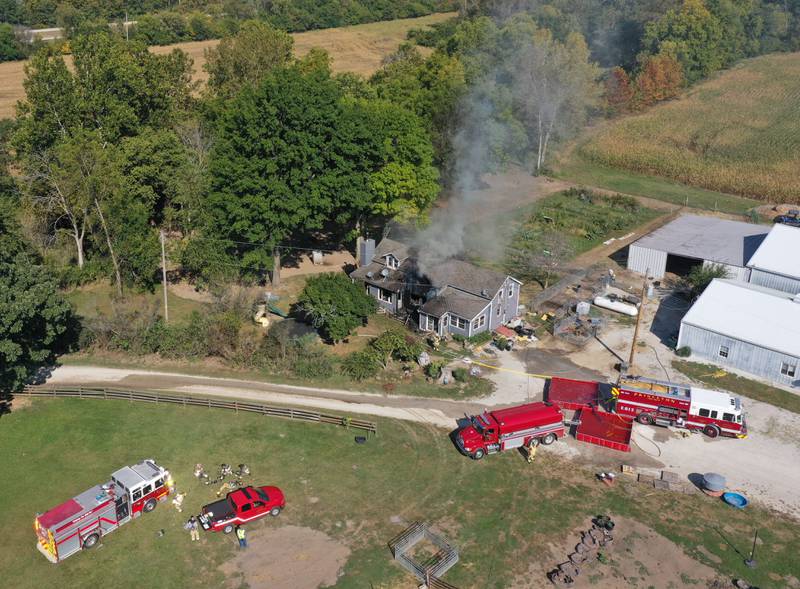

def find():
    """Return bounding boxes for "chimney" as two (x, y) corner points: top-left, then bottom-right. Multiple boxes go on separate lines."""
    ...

(359, 238), (375, 268)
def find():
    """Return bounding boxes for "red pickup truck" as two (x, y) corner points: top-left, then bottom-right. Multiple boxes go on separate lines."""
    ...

(199, 485), (285, 533)
(456, 402), (565, 459)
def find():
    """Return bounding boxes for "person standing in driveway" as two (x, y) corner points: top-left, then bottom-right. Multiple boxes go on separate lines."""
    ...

(236, 526), (247, 549)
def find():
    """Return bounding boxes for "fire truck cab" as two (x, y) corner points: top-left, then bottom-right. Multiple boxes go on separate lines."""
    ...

(615, 376), (746, 438)
(34, 459), (172, 563)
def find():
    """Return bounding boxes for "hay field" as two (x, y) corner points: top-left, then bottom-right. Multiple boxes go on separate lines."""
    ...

(579, 52), (800, 203)
(0, 13), (454, 119)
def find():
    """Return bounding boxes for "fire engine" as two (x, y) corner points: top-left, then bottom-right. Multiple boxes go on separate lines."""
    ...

(614, 375), (747, 438)
(34, 459), (173, 563)
(456, 402), (566, 459)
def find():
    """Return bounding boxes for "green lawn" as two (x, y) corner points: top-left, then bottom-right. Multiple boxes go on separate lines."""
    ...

(1, 399), (798, 588)
(66, 282), (208, 322)
(554, 151), (761, 216)
(673, 360), (800, 415)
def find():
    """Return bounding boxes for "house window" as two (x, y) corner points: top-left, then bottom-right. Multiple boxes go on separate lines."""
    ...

(386, 255), (399, 269)
(472, 315), (486, 330)
(508, 283), (514, 297)
(718, 345), (729, 358)
(496, 305), (501, 316)
(450, 315), (467, 330)
(422, 314), (436, 331)
(781, 362), (797, 377)
(378, 289), (392, 303)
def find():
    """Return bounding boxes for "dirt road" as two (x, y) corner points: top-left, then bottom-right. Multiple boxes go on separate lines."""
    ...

(44, 363), (800, 518)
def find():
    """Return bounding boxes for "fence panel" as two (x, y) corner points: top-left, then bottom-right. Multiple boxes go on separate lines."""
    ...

(19, 385), (377, 435)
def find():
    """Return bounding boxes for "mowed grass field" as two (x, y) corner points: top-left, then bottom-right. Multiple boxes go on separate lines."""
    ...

(578, 52), (800, 203)
(0, 13), (454, 119)
(1, 398), (799, 588)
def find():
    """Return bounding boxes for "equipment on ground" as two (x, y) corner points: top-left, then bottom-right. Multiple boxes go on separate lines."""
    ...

(199, 485), (285, 533)
(455, 402), (566, 460)
(34, 459), (173, 563)
(774, 209), (800, 227)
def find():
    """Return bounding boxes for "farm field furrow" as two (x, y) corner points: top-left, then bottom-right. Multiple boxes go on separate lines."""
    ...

(578, 52), (800, 203)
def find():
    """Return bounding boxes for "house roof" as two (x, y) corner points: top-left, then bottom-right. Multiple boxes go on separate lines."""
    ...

(350, 261), (405, 293)
(374, 238), (411, 263)
(681, 279), (800, 358)
(420, 286), (491, 320)
(746, 224), (800, 279)
(631, 214), (768, 267)
(425, 259), (511, 298)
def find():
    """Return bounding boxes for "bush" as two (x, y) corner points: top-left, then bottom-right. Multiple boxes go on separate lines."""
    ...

(675, 346), (692, 358)
(452, 367), (468, 382)
(297, 273), (377, 343)
(425, 361), (443, 379)
(342, 350), (380, 381)
(467, 331), (493, 346)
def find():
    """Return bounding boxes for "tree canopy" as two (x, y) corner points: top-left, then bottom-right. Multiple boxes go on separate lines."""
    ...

(296, 273), (377, 343)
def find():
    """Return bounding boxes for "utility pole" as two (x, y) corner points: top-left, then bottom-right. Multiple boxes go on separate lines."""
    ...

(272, 247), (281, 288)
(627, 275), (649, 371)
(160, 230), (169, 323)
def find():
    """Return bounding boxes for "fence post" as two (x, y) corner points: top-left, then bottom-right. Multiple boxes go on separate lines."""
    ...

(234, 401), (238, 414)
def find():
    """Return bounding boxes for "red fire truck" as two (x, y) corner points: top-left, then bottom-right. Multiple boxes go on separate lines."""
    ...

(34, 459), (173, 563)
(455, 402), (566, 459)
(613, 376), (747, 438)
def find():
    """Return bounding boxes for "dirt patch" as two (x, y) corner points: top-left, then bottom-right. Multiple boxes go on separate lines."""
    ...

(219, 525), (350, 589)
(516, 516), (719, 588)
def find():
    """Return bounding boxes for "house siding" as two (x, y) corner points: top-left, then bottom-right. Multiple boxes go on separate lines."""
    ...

(470, 309), (490, 336)
(444, 314), (470, 337)
(627, 245), (668, 278)
(678, 323), (800, 387)
(749, 268), (800, 295)
(367, 285), (398, 314)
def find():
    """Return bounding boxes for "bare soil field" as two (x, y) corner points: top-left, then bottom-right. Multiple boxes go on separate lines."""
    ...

(0, 13), (454, 119)
(219, 525), (350, 589)
(517, 516), (719, 588)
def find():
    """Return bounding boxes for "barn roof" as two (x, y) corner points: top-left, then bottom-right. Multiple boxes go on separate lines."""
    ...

(681, 279), (800, 358)
(746, 224), (800, 280)
(631, 215), (768, 267)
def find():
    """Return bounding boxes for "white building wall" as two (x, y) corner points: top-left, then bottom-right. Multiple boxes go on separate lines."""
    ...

(677, 323), (800, 387)
(627, 245), (668, 278)
(702, 260), (749, 282)
(749, 269), (800, 295)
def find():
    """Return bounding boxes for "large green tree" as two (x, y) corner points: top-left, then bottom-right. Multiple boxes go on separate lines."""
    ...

(296, 273), (377, 343)
(204, 20), (294, 99)
(0, 220), (73, 395)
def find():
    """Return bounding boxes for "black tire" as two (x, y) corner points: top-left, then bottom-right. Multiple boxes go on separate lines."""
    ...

(637, 412), (654, 425)
(703, 424), (720, 438)
(82, 533), (100, 549)
(473, 448), (485, 460)
(143, 499), (157, 513)
(223, 524), (234, 534)
(540, 433), (557, 446)
(269, 507), (282, 517)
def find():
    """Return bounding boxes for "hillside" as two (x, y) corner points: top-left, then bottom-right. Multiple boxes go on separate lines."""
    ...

(0, 13), (453, 119)
(578, 52), (800, 203)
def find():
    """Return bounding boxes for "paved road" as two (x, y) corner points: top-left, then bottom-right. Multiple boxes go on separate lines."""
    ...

(43, 364), (800, 518)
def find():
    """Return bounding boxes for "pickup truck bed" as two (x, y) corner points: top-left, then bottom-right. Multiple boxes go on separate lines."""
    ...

(202, 498), (234, 521)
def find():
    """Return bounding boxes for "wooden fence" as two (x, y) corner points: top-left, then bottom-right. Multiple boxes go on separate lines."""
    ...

(18, 385), (377, 435)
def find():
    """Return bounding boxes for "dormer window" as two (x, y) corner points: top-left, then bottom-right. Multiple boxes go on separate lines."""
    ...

(385, 255), (399, 269)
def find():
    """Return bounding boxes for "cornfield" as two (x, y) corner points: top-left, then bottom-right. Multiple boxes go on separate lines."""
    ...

(580, 52), (800, 203)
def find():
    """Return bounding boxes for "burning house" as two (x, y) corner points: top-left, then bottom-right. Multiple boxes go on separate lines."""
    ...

(350, 238), (522, 337)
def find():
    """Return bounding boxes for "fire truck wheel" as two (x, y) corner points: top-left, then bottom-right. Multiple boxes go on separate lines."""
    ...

(636, 412), (654, 425)
(540, 433), (557, 446)
(473, 449), (485, 460)
(83, 533), (100, 549)
(223, 524), (235, 534)
(143, 499), (157, 513)
(703, 424), (720, 438)
(269, 507), (282, 517)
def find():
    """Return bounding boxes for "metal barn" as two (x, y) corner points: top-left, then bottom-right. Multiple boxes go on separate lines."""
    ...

(678, 279), (800, 387)
(746, 224), (800, 294)
(626, 215), (768, 280)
